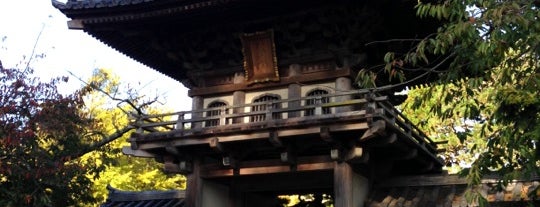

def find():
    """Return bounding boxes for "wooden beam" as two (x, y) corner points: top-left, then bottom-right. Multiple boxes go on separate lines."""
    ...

(135, 120), (370, 150)
(122, 147), (156, 158)
(189, 68), (351, 97)
(201, 161), (335, 178)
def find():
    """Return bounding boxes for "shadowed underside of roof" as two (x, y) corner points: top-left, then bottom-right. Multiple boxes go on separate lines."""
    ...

(100, 186), (185, 207)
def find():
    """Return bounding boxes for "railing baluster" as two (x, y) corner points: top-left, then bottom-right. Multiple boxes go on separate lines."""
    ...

(176, 112), (185, 131)
(315, 96), (322, 115)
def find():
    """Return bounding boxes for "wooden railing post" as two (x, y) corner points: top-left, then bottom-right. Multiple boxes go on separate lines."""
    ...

(176, 112), (185, 131)
(266, 102), (273, 122)
(315, 96), (322, 115)
(219, 108), (226, 126)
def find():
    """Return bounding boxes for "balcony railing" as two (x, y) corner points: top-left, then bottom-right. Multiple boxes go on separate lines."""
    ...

(130, 90), (440, 155)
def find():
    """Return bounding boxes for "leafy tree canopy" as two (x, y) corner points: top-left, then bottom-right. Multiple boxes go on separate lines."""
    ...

(79, 69), (185, 206)
(0, 61), (95, 206)
(358, 0), (540, 204)
(0, 63), (184, 206)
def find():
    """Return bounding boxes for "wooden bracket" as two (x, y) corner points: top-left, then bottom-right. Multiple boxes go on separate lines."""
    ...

(344, 147), (369, 163)
(163, 156), (180, 173)
(165, 145), (180, 156)
(360, 120), (386, 141)
(130, 139), (139, 150)
(178, 161), (193, 174)
(269, 131), (283, 148)
(280, 151), (297, 165)
(320, 126), (333, 142)
(222, 156), (239, 169)
(209, 137), (226, 153)
(330, 148), (341, 161)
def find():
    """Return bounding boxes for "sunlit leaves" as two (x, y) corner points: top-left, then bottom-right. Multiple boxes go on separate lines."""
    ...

(80, 69), (185, 206)
(394, 0), (540, 205)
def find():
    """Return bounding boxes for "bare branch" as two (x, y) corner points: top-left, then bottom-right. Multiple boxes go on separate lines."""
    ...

(25, 23), (46, 73)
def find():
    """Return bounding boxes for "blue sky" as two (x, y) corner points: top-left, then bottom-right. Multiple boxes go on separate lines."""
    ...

(0, 0), (190, 112)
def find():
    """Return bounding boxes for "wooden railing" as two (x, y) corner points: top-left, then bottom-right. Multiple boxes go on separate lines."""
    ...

(130, 90), (439, 153)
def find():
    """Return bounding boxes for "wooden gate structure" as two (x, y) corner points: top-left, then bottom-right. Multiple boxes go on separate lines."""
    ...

(55, 1), (449, 206)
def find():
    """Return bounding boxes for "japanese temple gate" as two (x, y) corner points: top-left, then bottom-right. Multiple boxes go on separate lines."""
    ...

(54, 0), (449, 206)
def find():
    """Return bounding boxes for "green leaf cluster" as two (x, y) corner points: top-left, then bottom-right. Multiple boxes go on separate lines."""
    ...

(379, 0), (540, 205)
(78, 69), (185, 206)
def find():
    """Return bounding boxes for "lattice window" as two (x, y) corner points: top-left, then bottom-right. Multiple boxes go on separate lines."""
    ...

(305, 89), (330, 116)
(250, 95), (281, 122)
(205, 101), (227, 127)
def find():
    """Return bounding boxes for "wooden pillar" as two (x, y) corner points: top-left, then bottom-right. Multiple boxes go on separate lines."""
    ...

(185, 159), (203, 207)
(233, 72), (245, 124)
(191, 96), (204, 130)
(333, 162), (369, 207)
(201, 180), (229, 207)
(288, 64), (301, 118)
(335, 76), (352, 113)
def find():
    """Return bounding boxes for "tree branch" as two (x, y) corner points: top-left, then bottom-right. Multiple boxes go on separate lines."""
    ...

(67, 125), (135, 160)
(365, 38), (424, 46)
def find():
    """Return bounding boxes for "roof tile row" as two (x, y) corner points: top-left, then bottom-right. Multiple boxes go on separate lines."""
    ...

(52, 0), (155, 10)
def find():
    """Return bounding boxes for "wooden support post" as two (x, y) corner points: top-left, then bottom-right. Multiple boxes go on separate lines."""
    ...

(191, 96), (204, 130)
(335, 76), (352, 113)
(333, 162), (369, 207)
(185, 159), (203, 207)
(288, 64), (302, 118)
(233, 72), (245, 124)
(219, 109), (227, 126)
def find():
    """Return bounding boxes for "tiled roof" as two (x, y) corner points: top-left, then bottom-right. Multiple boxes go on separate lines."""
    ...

(366, 175), (540, 207)
(52, 0), (155, 10)
(100, 186), (185, 207)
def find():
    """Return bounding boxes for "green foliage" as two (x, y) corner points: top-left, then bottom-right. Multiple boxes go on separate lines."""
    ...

(79, 69), (185, 206)
(360, 0), (540, 205)
(0, 61), (95, 206)
(0, 63), (184, 206)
